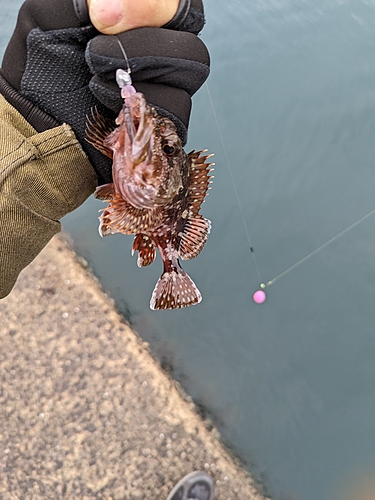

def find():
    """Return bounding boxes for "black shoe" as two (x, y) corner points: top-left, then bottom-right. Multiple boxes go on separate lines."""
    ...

(166, 471), (215, 500)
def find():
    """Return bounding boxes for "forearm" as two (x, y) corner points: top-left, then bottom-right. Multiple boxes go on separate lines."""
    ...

(0, 0), (208, 298)
(0, 95), (97, 298)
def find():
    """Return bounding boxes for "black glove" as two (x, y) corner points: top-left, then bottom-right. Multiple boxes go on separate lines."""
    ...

(0, 0), (210, 185)
(86, 27), (210, 146)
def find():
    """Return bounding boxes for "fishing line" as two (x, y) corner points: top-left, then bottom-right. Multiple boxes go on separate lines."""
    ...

(205, 82), (375, 304)
(113, 44), (375, 302)
(205, 83), (262, 284)
(116, 37), (131, 76)
(263, 208), (375, 288)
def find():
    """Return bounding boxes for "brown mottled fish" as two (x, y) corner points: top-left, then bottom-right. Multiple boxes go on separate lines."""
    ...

(86, 70), (213, 310)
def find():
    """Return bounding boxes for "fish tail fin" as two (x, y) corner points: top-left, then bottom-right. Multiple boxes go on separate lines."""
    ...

(150, 267), (202, 310)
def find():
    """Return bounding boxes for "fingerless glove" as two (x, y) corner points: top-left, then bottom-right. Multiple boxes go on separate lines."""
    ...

(0, 0), (209, 184)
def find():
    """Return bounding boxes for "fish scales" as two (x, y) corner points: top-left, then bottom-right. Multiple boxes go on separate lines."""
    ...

(86, 84), (213, 310)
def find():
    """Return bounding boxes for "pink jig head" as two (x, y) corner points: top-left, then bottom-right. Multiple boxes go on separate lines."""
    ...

(116, 68), (136, 99)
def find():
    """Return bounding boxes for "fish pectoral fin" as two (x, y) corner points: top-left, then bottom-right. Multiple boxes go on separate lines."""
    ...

(94, 183), (115, 201)
(179, 215), (211, 261)
(150, 267), (202, 310)
(98, 193), (162, 236)
(86, 108), (116, 159)
(132, 234), (156, 267)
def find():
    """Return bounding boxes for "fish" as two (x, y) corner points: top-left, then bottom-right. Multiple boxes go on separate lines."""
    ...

(86, 78), (213, 310)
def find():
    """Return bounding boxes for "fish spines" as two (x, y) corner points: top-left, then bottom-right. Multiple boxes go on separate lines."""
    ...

(178, 215), (211, 261)
(186, 150), (214, 216)
(86, 108), (116, 159)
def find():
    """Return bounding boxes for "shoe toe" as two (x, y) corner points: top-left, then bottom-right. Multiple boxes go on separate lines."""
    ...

(188, 480), (213, 500)
(167, 471), (215, 500)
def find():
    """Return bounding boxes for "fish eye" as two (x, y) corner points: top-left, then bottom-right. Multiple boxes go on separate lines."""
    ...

(162, 141), (179, 157)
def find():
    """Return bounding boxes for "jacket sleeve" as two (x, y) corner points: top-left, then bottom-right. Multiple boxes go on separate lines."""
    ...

(0, 94), (97, 298)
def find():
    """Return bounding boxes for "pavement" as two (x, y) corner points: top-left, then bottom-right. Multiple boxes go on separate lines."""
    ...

(0, 235), (268, 500)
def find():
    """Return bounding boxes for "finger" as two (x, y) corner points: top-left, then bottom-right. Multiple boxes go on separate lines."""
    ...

(86, 0), (179, 34)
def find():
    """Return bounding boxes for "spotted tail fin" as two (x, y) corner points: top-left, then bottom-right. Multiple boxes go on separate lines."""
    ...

(150, 268), (202, 310)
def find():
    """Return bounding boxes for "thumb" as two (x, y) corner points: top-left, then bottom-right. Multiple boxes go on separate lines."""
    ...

(87, 0), (179, 35)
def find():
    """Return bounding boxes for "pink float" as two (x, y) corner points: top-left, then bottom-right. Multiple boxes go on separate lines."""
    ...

(253, 289), (267, 304)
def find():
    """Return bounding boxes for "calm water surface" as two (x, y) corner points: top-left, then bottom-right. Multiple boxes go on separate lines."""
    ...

(4, 1), (375, 499)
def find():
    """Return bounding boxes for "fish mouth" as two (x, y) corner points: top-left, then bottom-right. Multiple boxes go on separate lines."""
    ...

(123, 88), (154, 167)
(121, 89), (180, 209)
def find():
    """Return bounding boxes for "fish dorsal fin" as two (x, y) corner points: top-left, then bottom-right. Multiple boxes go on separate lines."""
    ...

(186, 150), (214, 215)
(150, 267), (202, 310)
(98, 193), (162, 236)
(94, 183), (115, 201)
(86, 108), (117, 158)
(132, 234), (156, 267)
(178, 215), (211, 261)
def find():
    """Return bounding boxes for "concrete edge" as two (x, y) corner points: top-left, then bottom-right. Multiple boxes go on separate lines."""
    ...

(0, 233), (269, 500)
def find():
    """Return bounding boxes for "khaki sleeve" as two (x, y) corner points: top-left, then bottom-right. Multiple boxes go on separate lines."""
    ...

(0, 95), (98, 298)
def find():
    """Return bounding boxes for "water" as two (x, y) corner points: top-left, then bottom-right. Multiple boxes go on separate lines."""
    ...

(3, 1), (375, 499)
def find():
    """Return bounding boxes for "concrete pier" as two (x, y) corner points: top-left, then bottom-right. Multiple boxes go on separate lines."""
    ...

(0, 235), (267, 500)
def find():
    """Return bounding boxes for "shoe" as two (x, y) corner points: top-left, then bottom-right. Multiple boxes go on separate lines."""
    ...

(166, 471), (215, 500)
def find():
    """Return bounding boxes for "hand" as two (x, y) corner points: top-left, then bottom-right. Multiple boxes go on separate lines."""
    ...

(0, 0), (209, 299)
(87, 0), (180, 34)
(0, 0), (208, 184)
(86, 26), (210, 147)
(86, 0), (205, 35)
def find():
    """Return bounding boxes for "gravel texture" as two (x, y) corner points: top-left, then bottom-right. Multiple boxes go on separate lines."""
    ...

(0, 235), (267, 500)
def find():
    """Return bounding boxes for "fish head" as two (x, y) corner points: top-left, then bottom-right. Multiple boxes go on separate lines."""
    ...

(109, 87), (184, 210)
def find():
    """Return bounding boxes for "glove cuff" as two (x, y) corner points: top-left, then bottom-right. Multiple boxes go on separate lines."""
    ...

(162, 0), (205, 35)
(0, 72), (60, 133)
(72, 0), (91, 25)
